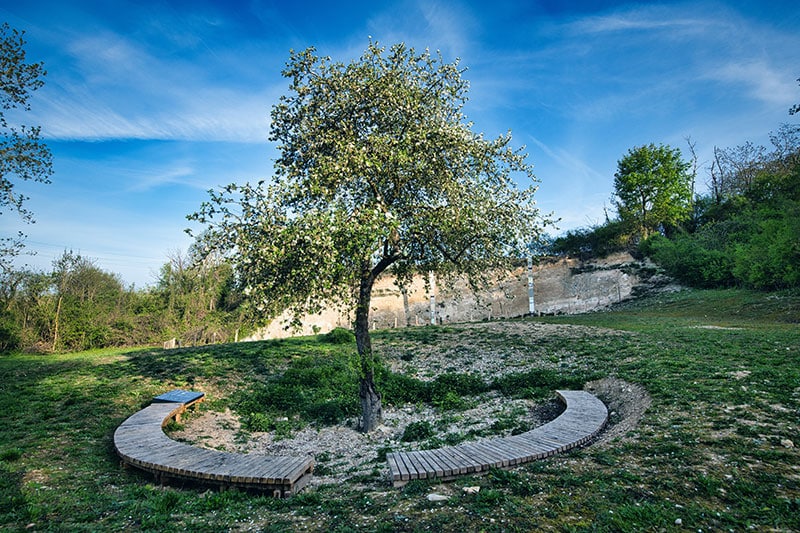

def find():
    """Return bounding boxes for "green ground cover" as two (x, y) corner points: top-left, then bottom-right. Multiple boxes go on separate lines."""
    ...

(1, 288), (798, 532)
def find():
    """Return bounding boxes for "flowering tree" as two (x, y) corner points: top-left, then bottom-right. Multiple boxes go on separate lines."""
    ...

(190, 42), (547, 431)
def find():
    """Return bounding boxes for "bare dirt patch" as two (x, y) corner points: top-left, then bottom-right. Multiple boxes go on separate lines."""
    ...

(585, 377), (651, 445)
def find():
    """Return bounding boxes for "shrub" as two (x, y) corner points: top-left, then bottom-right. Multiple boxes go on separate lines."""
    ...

(492, 369), (585, 400)
(401, 420), (434, 442)
(641, 234), (735, 288)
(321, 327), (356, 344)
(304, 401), (347, 425)
(551, 219), (634, 259)
(0, 448), (23, 462)
(233, 353), (360, 427)
(642, 193), (800, 290)
(732, 210), (800, 289)
(0, 313), (21, 352)
(431, 372), (488, 398)
(433, 391), (468, 411)
(376, 369), (431, 405)
(240, 412), (273, 432)
(378, 370), (488, 408)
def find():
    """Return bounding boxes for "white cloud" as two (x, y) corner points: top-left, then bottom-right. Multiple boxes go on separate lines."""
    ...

(569, 13), (701, 34)
(709, 61), (797, 108)
(564, 2), (731, 37)
(528, 136), (606, 184)
(23, 21), (284, 142)
(361, 0), (476, 59)
(33, 72), (277, 142)
(417, 0), (478, 57)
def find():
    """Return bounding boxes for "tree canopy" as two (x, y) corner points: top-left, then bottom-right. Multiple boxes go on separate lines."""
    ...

(613, 143), (692, 239)
(0, 23), (53, 273)
(190, 41), (547, 431)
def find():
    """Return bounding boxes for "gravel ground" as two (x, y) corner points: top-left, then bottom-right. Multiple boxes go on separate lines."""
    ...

(172, 322), (650, 488)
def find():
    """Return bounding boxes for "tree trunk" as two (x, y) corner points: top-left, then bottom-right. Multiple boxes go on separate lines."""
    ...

(52, 295), (62, 353)
(355, 264), (382, 433)
(359, 372), (382, 433)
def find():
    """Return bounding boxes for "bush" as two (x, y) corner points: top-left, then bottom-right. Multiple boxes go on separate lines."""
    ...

(321, 327), (355, 344)
(431, 372), (488, 398)
(642, 190), (800, 290)
(233, 353), (360, 427)
(0, 448), (23, 462)
(376, 369), (431, 405)
(0, 313), (21, 352)
(401, 420), (434, 442)
(551, 219), (634, 259)
(241, 412), (273, 432)
(641, 234), (735, 288)
(492, 369), (585, 400)
(433, 391), (468, 411)
(732, 212), (800, 289)
(377, 370), (488, 408)
(304, 401), (347, 425)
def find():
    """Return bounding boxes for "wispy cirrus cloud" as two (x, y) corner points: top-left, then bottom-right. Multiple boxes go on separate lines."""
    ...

(27, 21), (283, 142)
(34, 86), (274, 142)
(708, 60), (798, 108)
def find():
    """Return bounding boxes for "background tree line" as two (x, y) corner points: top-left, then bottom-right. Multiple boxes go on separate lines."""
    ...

(0, 248), (245, 352)
(551, 122), (800, 291)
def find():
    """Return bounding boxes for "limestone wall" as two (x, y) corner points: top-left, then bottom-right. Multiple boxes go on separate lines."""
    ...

(245, 252), (654, 340)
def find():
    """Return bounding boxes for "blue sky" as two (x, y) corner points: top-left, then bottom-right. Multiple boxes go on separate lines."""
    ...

(3, 0), (799, 287)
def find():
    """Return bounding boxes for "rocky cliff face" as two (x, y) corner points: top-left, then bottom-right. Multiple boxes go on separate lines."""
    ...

(246, 252), (661, 340)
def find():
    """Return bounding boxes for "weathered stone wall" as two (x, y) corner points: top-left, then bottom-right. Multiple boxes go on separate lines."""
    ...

(245, 252), (655, 340)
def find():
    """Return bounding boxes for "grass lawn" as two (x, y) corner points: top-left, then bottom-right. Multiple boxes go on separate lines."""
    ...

(1, 288), (798, 532)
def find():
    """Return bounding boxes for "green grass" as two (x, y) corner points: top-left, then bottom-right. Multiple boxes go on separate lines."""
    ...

(1, 287), (799, 531)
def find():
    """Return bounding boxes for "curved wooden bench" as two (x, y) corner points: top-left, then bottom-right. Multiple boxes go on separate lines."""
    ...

(114, 390), (314, 497)
(386, 390), (607, 486)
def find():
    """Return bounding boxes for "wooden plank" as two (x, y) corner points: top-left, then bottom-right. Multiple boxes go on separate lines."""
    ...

(503, 435), (548, 460)
(514, 436), (553, 460)
(458, 442), (503, 469)
(263, 455), (304, 483)
(282, 456), (315, 482)
(483, 437), (528, 464)
(415, 450), (447, 478)
(121, 405), (180, 427)
(444, 445), (487, 473)
(536, 425), (585, 443)
(479, 439), (518, 466)
(396, 452), (419, 481)
(396, 453), (413, 482)
(467, 441), (507, 468)
(526, 433), (571, 453)
(394, 453), (414, 482)
(424, 447), (460, 477)
(228, 455), (266, 484)
(386, 453), (404, 481)
(387, 452), (410, 482)
(492, 436), (538, 464)
(272, 456), (313, 484)
(136, 442), (189, 470)
(430, 447), (470, 475)
(404, 451), (432, 480)
(178, 449), (225, 477)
